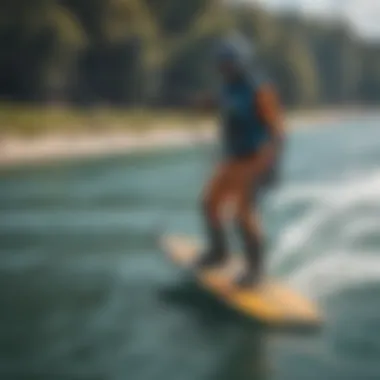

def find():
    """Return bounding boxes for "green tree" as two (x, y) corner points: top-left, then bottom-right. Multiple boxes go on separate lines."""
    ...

(269, 32), (320, 107)
(0, 0), (86, 101)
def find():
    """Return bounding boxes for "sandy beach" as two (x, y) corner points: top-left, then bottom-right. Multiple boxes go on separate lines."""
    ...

(0, 125), (215, 168)
(1, 109), (378, 169)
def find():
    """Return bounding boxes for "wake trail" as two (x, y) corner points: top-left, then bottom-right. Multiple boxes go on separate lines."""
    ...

(269, 169), (380, 298)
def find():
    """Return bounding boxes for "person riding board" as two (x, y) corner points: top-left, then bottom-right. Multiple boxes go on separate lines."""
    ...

(195, 34), (285, 288)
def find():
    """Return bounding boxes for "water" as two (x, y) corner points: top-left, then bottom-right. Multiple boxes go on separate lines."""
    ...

(1, 117), (380, 380)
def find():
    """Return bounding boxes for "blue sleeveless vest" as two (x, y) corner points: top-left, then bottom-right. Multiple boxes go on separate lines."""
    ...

(219, 73), (270, 158)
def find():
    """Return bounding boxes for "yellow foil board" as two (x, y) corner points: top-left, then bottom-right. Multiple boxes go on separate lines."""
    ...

(161, 235), (322, 326)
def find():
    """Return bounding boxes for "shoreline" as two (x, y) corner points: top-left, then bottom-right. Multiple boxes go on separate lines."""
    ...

(1, 109), (379, 169)
(0, 127), (215, 169)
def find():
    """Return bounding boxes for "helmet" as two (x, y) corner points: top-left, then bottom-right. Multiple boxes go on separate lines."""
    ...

(214, 32), (255, 68)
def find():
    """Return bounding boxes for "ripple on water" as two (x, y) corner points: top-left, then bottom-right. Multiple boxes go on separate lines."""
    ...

(1, 119), (380, 380)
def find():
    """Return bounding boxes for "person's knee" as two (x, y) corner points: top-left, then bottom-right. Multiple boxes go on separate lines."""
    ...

(236, 196), (261, 230)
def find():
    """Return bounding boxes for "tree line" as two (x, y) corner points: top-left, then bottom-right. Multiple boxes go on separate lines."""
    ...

(0, 0), (379, 109)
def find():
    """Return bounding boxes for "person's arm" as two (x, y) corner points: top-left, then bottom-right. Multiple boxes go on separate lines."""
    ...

(254, 84), (285, 186)
(255, 84), (285, 148)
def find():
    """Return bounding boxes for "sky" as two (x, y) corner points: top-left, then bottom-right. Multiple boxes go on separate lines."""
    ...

(242, 0), (380, 40)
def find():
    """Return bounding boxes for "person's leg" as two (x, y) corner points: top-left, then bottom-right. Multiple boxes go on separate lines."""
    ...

(235, 189), (265, 286)
(196, 162), (233, 268)
(232, 144), (275, 286)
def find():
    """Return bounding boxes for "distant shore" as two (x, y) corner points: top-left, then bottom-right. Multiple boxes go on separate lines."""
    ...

(1, 108), (379, 169)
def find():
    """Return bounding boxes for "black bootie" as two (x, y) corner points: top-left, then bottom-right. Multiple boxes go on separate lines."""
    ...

(196, 221), (228, 269)
(235, 224), (264, 288)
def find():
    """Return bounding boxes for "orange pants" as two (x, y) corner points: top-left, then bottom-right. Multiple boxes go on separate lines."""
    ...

(201, 142), (276, 236)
